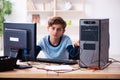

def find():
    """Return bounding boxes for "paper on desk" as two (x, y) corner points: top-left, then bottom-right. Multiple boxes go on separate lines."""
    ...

(44, 65), (74, 71)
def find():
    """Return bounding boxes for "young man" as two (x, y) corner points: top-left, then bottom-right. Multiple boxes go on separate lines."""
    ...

(36, 17), (79, 60)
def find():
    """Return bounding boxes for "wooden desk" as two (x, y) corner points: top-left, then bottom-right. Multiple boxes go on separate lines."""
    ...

(0, 61), (120, 79)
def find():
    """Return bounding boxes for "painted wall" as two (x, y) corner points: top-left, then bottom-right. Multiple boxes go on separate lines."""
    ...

(5, 0), (27, 23)
(85, 0), (120, 59)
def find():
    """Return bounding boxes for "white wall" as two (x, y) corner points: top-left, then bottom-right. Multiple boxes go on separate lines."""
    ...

(4, 0), (120, 59)
(85, 0), (120, 59)
(5, 0), (27, 23)
(0, 0), (27, 56)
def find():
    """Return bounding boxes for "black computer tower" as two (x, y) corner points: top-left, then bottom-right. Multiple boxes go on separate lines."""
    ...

(79, 19), (109, 69)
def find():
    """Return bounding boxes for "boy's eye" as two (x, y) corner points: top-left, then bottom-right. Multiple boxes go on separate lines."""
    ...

(52, 27), (55, 30)
(51, 27), (63, 31)
(57, 28), (63, 31)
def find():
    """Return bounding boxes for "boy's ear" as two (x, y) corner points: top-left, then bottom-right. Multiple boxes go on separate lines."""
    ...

(63, 29), (65, 33)
(47, 26), (49, 31)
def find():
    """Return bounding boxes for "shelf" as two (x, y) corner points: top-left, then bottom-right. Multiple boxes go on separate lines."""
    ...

(27, 0), (85, 27)
(27, 10), (53, 13)
(56, 10), (83, 13)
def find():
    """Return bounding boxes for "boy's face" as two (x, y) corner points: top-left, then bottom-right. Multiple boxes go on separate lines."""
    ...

(48, 24), (65, 40)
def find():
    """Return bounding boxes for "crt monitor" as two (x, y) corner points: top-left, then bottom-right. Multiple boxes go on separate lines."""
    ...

(4, 22), (37, 62)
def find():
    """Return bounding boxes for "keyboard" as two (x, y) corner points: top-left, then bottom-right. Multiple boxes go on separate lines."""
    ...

(36, 58), (78, 65)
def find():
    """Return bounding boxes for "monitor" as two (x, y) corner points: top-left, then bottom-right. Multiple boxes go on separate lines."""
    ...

(4, 22), (37, 65)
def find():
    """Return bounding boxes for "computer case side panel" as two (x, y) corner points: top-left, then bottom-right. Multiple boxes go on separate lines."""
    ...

(79, 19), (109, 69)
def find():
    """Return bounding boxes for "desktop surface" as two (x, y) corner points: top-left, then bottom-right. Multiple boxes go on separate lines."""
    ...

(0, 60), (120, 79)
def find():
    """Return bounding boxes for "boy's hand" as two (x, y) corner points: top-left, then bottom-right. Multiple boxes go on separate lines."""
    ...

(74, 40), (80, 47)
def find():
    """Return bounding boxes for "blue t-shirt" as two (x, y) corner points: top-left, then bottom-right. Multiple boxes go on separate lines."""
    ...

(37, 35), (73, 60)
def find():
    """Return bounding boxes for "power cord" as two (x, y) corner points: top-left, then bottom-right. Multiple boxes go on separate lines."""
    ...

(109, 58), (120, 63)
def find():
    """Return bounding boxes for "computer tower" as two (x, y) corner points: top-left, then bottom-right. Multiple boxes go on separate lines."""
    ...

(79, 19), (109, 69)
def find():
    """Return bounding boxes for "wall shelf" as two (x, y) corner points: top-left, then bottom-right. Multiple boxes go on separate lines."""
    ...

(27, 0), (85, 27)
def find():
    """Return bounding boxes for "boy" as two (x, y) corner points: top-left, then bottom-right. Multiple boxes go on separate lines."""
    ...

(36, 17), (79, 60)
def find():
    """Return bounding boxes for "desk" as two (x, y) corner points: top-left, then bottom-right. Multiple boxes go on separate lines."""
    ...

(0, 61), (120, 79)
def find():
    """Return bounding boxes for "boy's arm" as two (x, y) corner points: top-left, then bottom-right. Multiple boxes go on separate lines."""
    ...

(35, 46), (41, 58)
(67, 45), (79, 60)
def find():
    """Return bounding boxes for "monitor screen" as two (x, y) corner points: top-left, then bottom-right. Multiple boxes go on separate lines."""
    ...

(4, 22), (37, 62)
